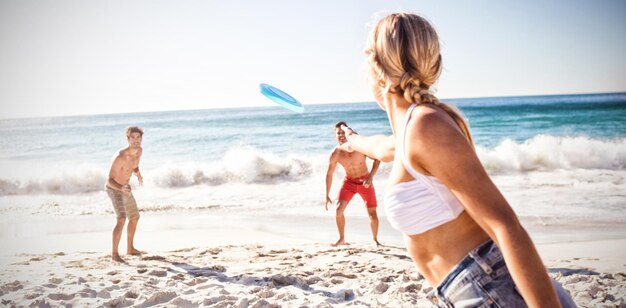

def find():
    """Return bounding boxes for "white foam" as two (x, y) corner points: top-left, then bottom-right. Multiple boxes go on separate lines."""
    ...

(151, 145), (319, 188)
(0, 136), (623, 196)
(0, 168), (106, 195)
(477, 135), (626, 174)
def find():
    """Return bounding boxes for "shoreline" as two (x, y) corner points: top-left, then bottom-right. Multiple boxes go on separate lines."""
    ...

(1, 211), (625, 272)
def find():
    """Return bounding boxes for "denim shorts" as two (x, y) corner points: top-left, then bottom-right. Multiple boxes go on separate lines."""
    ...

(431, 240), (576, 308)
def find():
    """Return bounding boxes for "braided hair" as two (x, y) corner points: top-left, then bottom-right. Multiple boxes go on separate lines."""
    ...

(366, 12), (473, 145)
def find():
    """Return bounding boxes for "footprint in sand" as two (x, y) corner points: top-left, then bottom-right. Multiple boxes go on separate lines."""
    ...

(170, 297), (197, 307)
(329, 272), (357, 279)
(77, 288), (97, 298)
(48, 293), (75, 301)
(145, 278), (160, 286)
(140, 290), (178, 307)
(185, 277), (208, 286)
(374, 282), (389, 294)
(48, 278), (63, 284)
(172, 273), (185, 280)
(200, 248), (222, 255)
(24, 293), (42, 300)
(276, 293), (299, 301)
(137, 268), (148, 274)
(142, 255), (167, 261)
(269, 249), (289, 254)
(104, 285), (120, 292)
(148, 269), (168, 277)
(268, 274), (309, 289)
(97, 289), (111, 299)
(401, 282), (422, 293)
(29, 299), (51, 307)
(203, 295), (239, 306)
(330, 278), (344, 285)
(258, 289), (274, 298)
(2, 281), (24, 292)
(106, 296), (133, 307)
(125, 289), (140, 299)
(306, 276), (322, 285)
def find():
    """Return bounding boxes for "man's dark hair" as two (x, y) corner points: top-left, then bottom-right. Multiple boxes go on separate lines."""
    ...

(125, 126), (144, 138)
(335, 121), (347, 130)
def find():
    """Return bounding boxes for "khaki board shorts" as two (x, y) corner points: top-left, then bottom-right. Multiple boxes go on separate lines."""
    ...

(106, 187), (139, 219)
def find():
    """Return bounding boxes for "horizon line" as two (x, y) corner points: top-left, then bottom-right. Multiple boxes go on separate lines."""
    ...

(1, 91), (624, 121)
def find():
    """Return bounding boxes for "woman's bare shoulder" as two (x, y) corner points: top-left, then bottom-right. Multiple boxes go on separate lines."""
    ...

(408, 104), (462, 142)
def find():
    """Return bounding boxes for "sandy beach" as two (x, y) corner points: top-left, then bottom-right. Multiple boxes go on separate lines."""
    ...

(0, 212), (625, 307)
(1, 0), (625, 306)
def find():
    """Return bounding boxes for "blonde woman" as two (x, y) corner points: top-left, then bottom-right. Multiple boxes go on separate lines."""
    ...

(342, 13), (575, 307)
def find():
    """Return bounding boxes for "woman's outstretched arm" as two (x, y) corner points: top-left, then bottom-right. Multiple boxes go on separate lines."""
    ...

(341, 125), (395, 163)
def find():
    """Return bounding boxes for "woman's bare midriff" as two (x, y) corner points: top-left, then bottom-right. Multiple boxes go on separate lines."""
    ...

(404, 211), (490, 287)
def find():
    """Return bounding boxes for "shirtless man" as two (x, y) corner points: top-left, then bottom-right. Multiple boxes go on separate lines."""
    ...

(325, 121), (381, 247)
(105, 126), (145, 262)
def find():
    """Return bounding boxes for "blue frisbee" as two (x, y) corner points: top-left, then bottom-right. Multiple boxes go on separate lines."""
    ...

(259, 83), (304, 113)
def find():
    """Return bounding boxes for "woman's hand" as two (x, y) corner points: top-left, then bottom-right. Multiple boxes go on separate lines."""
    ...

(340, 125), (354, 138)
(339, 143), (354, 153)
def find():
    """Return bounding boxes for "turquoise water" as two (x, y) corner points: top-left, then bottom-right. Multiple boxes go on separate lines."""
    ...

(452, 93), (626, 147)
(1, 92), (624, 165)
(0, 92), (624, 196)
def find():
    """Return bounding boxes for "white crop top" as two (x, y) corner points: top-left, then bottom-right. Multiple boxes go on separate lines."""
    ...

(383, 103), (465, 235)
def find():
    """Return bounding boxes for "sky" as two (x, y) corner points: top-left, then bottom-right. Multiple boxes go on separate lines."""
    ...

(0, 0), (625, 119)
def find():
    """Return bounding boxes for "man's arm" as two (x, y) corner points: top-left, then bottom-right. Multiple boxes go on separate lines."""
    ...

(325, 149), (339, 211)
(133, 167), (143, 186)
(370, 159), (380, 176)
(133, 148), (143, 186)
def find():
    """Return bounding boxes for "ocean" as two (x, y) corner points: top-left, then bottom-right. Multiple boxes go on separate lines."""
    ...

(0, 92), (625, 243)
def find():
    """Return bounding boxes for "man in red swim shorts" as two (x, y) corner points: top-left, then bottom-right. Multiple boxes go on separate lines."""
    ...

(325, 121), (381, 247)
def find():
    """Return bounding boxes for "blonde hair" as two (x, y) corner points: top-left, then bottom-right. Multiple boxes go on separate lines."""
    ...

(366, 12), (473, 144)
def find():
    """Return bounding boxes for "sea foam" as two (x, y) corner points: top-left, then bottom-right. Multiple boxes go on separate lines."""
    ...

(477, 135), (626, 173)
(0, 136), (623, 195)
(149, 145), (317, 188)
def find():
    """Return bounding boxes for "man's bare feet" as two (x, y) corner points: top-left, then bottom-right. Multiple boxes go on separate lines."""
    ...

(127, 248), (145, 255)
(331, 239), (349, 247)
(112, 254), (126, 263)
(373, 240), (382, 247)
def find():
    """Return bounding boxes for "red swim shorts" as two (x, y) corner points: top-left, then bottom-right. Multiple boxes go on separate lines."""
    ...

(338, 176), (377, 208)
